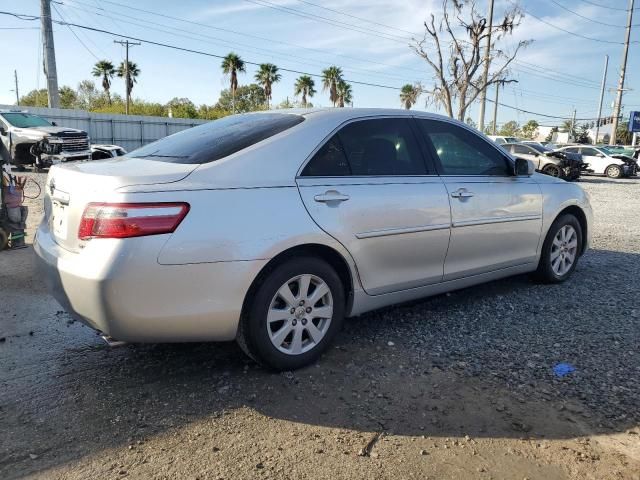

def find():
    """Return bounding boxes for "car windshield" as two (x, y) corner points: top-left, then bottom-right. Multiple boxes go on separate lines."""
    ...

(1, 112), (52, 128)
(128, 113), (305, 164)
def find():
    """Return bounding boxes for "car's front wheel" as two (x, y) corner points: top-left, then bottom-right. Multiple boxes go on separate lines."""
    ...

(237, 257), (345, 370)
(535, 214), (583, 283)
(542, 164), (563, 178)
(605, 164), (623, 179)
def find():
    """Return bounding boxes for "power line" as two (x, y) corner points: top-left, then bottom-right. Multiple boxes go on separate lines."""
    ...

(0, 9), (614, 122)
(515, 2), (638, 44)
(293, 0), (419, 37)
(51, 2), (99, 60)
(547, 0), (640, 27)
(575, 0), (639, 11)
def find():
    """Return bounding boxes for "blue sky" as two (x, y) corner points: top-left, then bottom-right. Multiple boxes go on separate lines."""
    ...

(1, 0), (639, 127)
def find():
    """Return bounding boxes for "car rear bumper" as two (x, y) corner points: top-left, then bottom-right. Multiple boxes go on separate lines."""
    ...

(34, 221), (267, 342)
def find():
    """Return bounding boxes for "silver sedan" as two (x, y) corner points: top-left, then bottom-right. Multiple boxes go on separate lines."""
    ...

(34, 109), (593, 370)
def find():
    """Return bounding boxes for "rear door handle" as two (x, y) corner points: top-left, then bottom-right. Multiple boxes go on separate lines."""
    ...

(314, 190), (350, 203)
(450, 189), (474, 199)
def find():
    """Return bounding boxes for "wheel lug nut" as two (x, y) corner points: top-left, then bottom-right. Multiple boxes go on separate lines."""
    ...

(301, 318), (307, 325)
(290, 308), (295, 314)
(306, 307), (312, 313)
(299, 300), (305, 306)
(292, 319), (297, 326)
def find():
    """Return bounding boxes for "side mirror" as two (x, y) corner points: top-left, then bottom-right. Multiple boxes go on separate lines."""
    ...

(51, 121), (57, 126)
(514, 157), (530, 176)
(0, 126), (6, 136)
(596, 153), (604, 157)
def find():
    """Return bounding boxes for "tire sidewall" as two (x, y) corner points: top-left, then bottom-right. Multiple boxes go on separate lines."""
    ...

(244, 257), (345, 370)
(539, 214), (583, 283)
(543, 165), (562, 178)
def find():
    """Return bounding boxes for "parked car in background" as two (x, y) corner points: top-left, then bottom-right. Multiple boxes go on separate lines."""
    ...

(0, 110), (91, 170)
(35, 109), (592, 370)
(558, 145), (638, 178)
(501, 142), (582, 180)
(488, 135), (520, 145)
(91, 144), (127, 160)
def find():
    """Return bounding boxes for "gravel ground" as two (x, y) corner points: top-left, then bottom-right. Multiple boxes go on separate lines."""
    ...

(1, 170), (639, 480)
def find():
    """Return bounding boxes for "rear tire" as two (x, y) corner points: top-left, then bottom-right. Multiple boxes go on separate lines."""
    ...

(237, 257), (345, 371)
(542, 164), (563, 178)
(605, 164), (623, 179)
(534, 214), (583, 283)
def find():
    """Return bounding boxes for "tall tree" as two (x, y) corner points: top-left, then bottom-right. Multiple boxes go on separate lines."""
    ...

(412, 0), (529, 120)
(399, 83), (422, 110)
(221, 53), (246, 114)
(215, 84), (266, 114)
(255, 63), (281, 108)
(336, 80), (352, 107)
(116, 61), (140, 105)
(498, 120), (520, 137)
(92, 60), (115, 104)
(521, 120), (540, 139)
(322, 66), (343, 107)
(294, 75), (316, 108)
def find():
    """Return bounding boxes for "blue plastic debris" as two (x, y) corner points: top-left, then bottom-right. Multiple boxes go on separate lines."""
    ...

(553, 363), (576, 377)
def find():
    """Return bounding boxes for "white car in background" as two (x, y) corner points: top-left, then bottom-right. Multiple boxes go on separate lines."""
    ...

(557, 145), (638, 178)
(90, 144), (127, 160)
(488, 135), (520, 145)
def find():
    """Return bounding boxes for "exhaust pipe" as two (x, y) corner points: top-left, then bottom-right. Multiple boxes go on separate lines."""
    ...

(100, 334), (127, 347)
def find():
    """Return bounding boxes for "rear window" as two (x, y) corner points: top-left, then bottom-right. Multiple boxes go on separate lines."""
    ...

(128, 113), (304, 164)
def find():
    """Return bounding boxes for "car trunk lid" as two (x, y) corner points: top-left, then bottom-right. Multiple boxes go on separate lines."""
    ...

(45, 157), (198, 252)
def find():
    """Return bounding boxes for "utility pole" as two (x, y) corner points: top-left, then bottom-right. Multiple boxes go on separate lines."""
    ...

(114, 39), (141, 115)
(13, 70), (20, 105)
(569, 109), (577, 141)
(610, 0), (634, 145)
(594, 55), (609, 145)
(40, 0), (60, 108)
(477, 0), (495, 132)
(491, 82), (499, 135)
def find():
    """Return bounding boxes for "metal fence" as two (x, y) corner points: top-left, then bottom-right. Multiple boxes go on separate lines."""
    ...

(0, 104), (208, 152)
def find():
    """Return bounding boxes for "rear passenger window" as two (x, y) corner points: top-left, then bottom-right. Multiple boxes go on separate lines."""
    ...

(418, 120), (510, 176)
(301, 136), (350, 176)
(301, 118), (427, 177)
(512, 145), (530, 155)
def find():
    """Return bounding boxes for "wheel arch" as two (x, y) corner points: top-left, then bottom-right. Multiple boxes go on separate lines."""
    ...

(240, 243), (356, 323)
(554, 205), (588, 255)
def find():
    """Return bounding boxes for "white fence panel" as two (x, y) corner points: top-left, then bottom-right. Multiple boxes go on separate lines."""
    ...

(0, 104), (207, 152)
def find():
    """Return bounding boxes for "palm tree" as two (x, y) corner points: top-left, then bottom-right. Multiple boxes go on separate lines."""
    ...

(336, 80), (352, 108)
(221, 52), (245, 114)
(399, 83), (422, 110)
(92, 60), (115, 104)
(255, 63), (281, 108)
(321, 66), (343, 107)
(116, 61), (140, 104)
(294, 75), (316, 108)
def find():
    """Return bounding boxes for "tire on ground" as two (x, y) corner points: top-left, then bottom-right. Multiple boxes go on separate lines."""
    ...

(534, 213), (583, 284)
(237, 256), (345, 371)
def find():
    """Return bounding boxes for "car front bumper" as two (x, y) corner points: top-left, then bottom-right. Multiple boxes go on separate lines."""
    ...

(33, 221), (267, 342)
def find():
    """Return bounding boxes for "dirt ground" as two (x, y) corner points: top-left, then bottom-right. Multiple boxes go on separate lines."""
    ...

(1, 171), (639, 480)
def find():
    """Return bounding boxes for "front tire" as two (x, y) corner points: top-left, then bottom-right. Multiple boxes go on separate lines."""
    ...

(237, 257), (345, 371)
(542, 164), (563, 178)
(535, 214), (583, 283)
(605, 164), (623, 179)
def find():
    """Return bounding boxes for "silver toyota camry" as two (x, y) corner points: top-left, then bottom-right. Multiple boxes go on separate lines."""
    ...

(34, 109), (593, 370)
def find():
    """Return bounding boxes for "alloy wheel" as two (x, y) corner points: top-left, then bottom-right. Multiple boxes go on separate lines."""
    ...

(266, 274), (333, 355)
(550, 225), (578, 276)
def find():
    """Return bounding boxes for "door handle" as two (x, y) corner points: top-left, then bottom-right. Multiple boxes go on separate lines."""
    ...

(450, 189), (474, 199)
(314, 190), (350, 203)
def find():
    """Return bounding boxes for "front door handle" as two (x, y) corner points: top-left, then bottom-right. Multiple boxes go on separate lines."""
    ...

(450, 189), (474, 199)
(314, 190), (350, 203)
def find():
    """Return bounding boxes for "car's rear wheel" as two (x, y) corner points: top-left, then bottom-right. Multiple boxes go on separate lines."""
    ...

(237, 257), (345, 370)
(605, 164), (623, 179)
(534, 214), (582, 283)
(542, 164), (563, 178)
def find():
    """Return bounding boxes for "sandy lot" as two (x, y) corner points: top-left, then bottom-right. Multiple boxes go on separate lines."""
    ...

(1, 170), (639, 479)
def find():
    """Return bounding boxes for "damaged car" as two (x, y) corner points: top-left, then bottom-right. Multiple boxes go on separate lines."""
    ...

(0, 110), (91, 170)
(501, 142), (584, 180)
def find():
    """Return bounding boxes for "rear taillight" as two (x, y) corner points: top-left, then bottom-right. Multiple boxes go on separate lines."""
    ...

(78, 202), (189, 240)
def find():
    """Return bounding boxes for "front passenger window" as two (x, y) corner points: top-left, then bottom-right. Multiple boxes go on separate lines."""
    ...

(418, 120), (510, 176)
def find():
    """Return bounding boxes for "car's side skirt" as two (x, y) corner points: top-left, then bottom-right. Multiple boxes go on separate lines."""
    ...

(348, 262), (537, 317)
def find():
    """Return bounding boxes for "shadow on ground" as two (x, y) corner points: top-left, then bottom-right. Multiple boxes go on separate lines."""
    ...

(1, 249), (638, 478)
